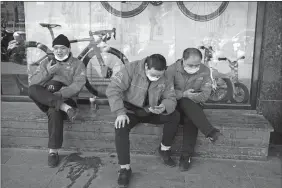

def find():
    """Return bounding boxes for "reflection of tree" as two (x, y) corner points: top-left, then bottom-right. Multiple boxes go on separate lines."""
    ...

(148, 3), (171, 41)
(91, 2), (103, 12)
(119, 15), (140, 57)
(61, 2), (74, 15)
(149, 16), (157, 40)
(61, 2), (82, 27)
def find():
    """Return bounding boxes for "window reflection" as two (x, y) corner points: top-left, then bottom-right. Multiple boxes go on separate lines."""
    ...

(1, 1), (257, 105)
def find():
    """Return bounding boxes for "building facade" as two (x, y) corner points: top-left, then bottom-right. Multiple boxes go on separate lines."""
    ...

(1, 2), (281, 141)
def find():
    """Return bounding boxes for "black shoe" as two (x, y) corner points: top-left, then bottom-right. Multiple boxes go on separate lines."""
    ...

(208, 131), (224, 144)
(179, 155), (192, 172)
(158, 146), (176, 167)
(48, 152), (59, 168)
(66, 108), (78, 123)
(117, 168), (132, 188)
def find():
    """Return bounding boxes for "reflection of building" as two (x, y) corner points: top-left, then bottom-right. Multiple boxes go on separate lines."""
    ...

(1, 1), (25, 31)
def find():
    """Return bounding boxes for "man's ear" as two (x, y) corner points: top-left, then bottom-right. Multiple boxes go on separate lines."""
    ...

(144, 62), (148, 70)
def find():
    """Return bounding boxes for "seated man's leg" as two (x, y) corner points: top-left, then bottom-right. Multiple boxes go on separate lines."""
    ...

(178, 98), (221, 141)
(46, 99), (77, 168)
(28, 84), (63, 111)
(148, 110), (180, 167)
(179, 113), (198, 171)
(182, 116), (198, 157)
(115, 113), (140, 187)
(47, 107), (64, 168)
(29, 84), (77, 122)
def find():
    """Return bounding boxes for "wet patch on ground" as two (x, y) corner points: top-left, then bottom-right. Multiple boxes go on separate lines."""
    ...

(56, 153), (102, 188)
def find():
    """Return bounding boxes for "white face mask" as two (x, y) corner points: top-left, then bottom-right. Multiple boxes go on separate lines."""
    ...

(147, 74), (160, 82)
(184, 67), (200, 74)
(55, 53), (69, 61)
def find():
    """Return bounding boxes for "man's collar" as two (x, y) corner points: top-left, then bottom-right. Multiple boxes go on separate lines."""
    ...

(136, 57), (148, 78)
(175, 59), (186, 73)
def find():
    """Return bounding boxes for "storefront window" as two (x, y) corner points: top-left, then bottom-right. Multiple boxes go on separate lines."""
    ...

(1, 1), (257, 106)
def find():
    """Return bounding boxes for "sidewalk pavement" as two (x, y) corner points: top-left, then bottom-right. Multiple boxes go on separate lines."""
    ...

(1, 148), (282, 188)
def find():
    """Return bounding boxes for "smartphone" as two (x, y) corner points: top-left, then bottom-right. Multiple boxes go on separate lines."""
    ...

(152, 106), (163, 110)
(192, 89), (202, 93)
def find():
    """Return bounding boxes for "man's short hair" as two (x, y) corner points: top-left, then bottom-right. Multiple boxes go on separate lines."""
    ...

(183, 48), (203, 60)
(145, 54), (167, 71)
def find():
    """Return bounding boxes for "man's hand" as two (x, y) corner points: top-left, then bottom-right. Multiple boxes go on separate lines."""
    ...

(115, 114), (130, 129)
(183, 89), (198, 99)
(148, 103), (165, 114)
(47, 60), (59, 75)
(53, 91), (62, 98)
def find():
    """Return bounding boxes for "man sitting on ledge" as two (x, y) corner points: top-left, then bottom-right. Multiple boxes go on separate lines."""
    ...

(166, 48), (224, 171)
(106, 54), (180, 187)
(28, 34), (86, 168)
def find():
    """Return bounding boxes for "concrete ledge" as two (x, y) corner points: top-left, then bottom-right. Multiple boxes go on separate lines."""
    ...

(1, 102), (274, 131)
(1, 102), (274, 160)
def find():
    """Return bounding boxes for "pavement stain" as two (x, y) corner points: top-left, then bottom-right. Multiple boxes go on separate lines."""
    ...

(56, 153), (102, 188)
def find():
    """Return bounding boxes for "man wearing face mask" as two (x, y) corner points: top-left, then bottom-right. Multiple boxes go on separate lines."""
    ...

(166, 48), (224, 172)
(28, 34), (86, 168)
(106, 54), (180, 187)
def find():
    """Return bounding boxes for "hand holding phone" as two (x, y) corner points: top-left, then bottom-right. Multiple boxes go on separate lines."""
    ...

(148, 104), (165, 114)
(152, 106), (163, 109)
(191, 89), (202, 93)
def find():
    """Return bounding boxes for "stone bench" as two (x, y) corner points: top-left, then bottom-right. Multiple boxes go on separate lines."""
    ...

(1, 101), (274, 160)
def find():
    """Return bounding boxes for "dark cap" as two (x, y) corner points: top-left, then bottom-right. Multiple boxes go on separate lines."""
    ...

(52, 34), (70, 48)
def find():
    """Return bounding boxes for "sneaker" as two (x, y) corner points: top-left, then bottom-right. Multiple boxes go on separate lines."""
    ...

(117, 168), (132, 188)
(208, 131), (224, 144)
(48, 152), (59, 168)
(179, 155), (192, 172)
(66, 108), (78, 123)
(158, 146), (176, 167)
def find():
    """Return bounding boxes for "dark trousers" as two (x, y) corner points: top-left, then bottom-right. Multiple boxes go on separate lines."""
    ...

(115, 106), (180, 165)
(177, 98), (217, 156)
(28, 84), (77, 149)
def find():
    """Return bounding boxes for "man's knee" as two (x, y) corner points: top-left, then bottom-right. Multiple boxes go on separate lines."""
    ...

(115, 126), (130, 139)
(178, 98), (202, 111)
(179, 98), (195, 106)
(28, 84), (42, 98)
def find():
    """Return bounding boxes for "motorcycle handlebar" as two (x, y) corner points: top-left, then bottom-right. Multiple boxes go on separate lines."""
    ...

(218, 56), (245, 62)
(89, 28), (116, 41)
(218, 57), (227, 61)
